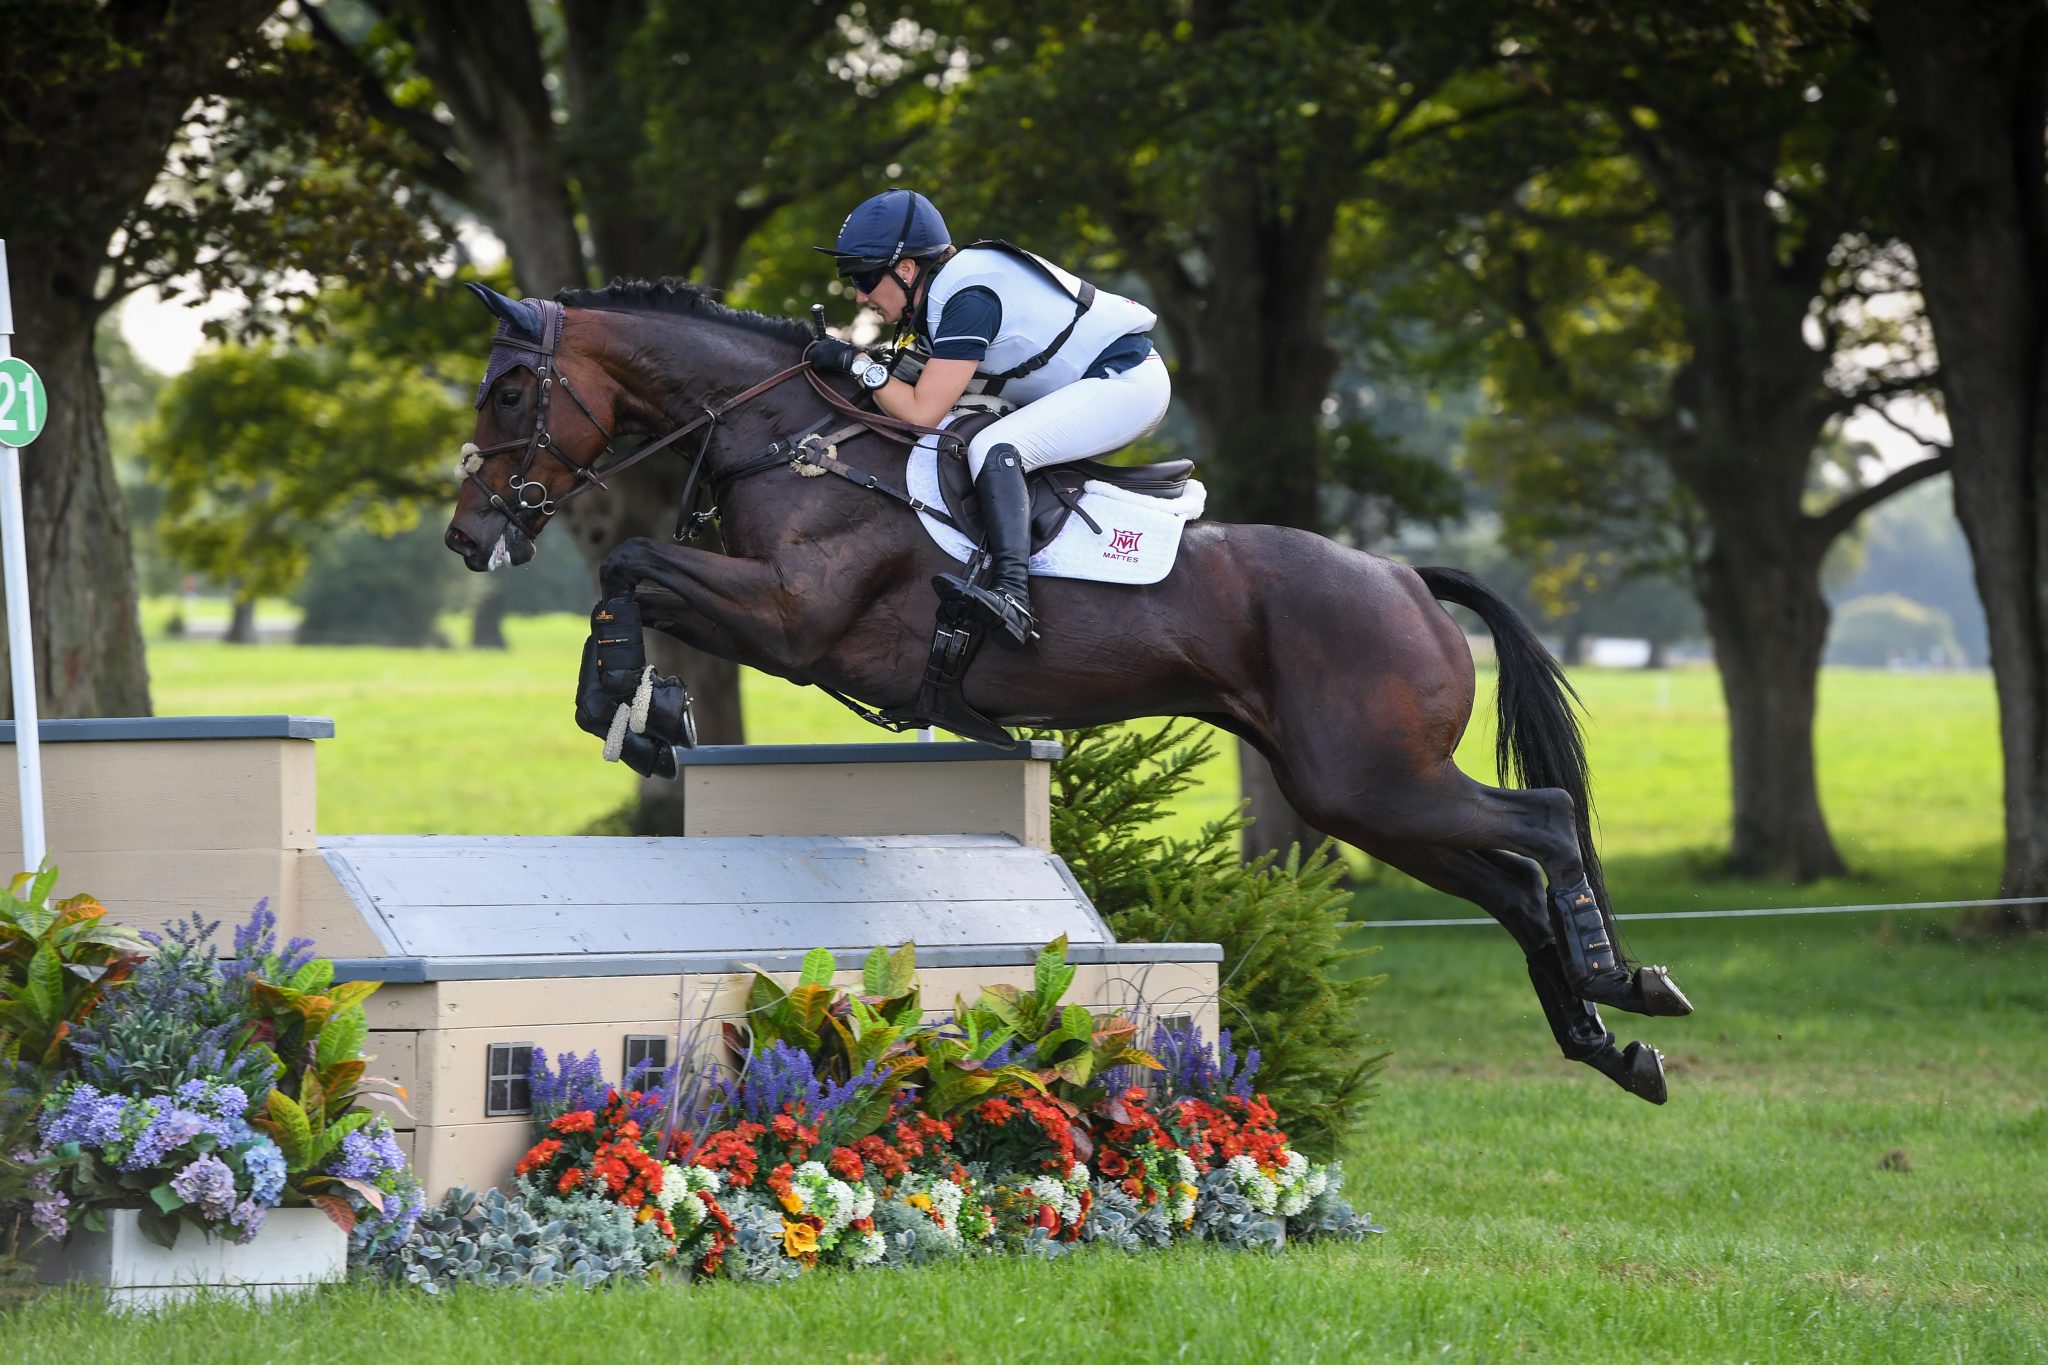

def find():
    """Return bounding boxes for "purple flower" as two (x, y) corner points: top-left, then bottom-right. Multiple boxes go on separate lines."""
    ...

(230, 902), (316, 980)
(228, 1198), (266, 1244)
(38, 1085), (127, 1149)
(530, 1049), (610, 1122)
(170, 1153), (238, 1218)
(243, 1137), (287, 1205)
(732, 1042), (886, 1145)
(327, 1126), (405, 1183)
(1151, 1022), (1263, 1103)
(31, 1192), (69, 1241)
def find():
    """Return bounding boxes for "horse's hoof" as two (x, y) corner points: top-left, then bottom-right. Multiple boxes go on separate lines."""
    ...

(1587, 1040), (1667, 1105)
(1634, 964), (1694, 1017)
(1580, 964), (1695, 1018)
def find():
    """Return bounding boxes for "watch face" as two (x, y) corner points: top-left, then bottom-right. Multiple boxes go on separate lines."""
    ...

(859, 363), (890, 390)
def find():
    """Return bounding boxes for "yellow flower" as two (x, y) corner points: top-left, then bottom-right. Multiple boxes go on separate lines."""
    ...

(778, 1191), (804, 1215)
(907, 1193), (933, 1213)
(781, 1218), (819, 1258)
(636, 1206), (657, 1223)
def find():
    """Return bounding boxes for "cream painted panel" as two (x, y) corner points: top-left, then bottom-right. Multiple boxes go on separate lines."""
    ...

(0, 738), (313, 853)
(682, 762), (1047, 846)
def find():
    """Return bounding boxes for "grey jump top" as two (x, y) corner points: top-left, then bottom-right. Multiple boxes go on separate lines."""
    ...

(0, 717), (1061, 766)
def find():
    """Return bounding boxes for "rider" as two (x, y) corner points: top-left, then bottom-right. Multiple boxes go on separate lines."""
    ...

(808, 189), (1169, 646)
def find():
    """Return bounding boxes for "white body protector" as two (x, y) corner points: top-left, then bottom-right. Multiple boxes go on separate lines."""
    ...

(922, 244), (1157, 406)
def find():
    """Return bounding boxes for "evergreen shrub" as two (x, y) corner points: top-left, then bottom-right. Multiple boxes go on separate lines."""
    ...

(1031, 723), (1386, 1155)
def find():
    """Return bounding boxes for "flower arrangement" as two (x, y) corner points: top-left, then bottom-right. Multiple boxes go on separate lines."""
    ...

(17, 903), (423, 1257)
(477, 939), (1380, 1291)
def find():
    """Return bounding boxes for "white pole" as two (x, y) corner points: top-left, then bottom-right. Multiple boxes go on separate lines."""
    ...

(0, 241), (46, 871)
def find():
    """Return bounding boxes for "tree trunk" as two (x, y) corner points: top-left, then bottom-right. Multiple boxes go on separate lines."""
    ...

(1644, 638), (1671, 670)
(1875, 0), (2048, 928)
(0, 246), (150, 720)
(1693, 514), (1846, 880)
(224, 595), (258, 646)
(471, 582), (510, 650)
(1562, 630), (1592, 668)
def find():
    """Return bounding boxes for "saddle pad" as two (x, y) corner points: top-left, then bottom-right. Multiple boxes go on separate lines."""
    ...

(906, 421), (1207, 586)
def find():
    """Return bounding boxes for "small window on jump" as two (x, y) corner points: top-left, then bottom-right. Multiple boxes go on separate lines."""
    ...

(486, 1042), (535, 1116)
(1156, 1012), (1194, 1038)
(623, 1034), (670, 1085)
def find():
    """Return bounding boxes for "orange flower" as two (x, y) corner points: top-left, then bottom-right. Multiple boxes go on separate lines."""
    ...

(551, 1110), (597, 1134)
(515, 1138), (563, 1177)
(781, 1217), (819, 1258)
(907, 1192), (933, 1213)
(558, 1166), (585, 1193)
(778, 1190), (804, 1215)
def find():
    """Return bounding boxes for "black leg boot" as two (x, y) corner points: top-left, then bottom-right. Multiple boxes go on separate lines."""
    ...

(933, 445), (1037, 647)
(573, 595), (695, 775)
(1548, 878), (1694, 1018)
(1526, 953), (1667, 1104)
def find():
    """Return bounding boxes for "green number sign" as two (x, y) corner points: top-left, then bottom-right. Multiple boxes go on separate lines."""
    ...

(0, 358), (47, 448)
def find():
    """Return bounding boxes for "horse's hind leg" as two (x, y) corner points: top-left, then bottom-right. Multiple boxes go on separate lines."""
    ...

(1361, 842), (1668, 1104)
(1278, 750), (1691, 1019)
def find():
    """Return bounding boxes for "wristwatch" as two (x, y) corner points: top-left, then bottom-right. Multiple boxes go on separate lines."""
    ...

(856, 358), (891, 391)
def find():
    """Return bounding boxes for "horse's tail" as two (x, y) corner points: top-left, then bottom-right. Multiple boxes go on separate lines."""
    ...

(1414, 565), (1609, 914)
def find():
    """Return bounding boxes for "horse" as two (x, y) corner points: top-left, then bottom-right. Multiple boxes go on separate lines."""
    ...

(443, 279), (1692, 1105)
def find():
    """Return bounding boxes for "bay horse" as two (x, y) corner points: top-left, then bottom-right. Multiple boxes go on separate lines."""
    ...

(443, 280), (1691, 1104)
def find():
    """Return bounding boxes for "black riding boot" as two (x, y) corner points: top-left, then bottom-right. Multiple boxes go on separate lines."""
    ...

(1548, 878), (1694, 1018)
(934, 445), (1037, 647)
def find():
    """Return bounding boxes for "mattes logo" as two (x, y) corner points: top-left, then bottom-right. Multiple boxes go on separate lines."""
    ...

(1104, 527), (1144, 562)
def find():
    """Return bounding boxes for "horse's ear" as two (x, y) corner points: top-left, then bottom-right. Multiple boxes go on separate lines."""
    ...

(465, 281), (544, 340)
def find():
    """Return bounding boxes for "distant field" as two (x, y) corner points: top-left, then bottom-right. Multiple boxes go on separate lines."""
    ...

(144, 606), (2005, 916)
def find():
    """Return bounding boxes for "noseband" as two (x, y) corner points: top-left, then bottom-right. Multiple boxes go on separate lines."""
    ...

(460, 299), (812, 541)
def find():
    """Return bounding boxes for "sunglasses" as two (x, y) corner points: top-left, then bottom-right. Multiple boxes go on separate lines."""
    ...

(846, 265), (890, 294)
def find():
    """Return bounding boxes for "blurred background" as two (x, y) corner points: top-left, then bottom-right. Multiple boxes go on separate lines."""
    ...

(0, 0), (2035, 927)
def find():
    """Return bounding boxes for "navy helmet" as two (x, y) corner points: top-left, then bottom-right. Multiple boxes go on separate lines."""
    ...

(814, 189), (950, 278)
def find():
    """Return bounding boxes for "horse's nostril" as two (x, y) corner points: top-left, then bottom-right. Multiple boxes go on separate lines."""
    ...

(446, 525), (477, 555)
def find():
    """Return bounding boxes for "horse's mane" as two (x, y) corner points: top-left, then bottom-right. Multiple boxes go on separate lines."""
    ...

(555, 277), (812, 349)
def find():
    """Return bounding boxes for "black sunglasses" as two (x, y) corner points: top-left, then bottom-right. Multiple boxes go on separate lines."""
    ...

(846, 265), (890, 294)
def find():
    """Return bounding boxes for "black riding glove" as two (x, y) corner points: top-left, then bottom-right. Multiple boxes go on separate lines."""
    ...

(806, 337), (862, 377)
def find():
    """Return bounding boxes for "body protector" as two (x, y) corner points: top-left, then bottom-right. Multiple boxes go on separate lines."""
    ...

(923, 244), (1156, 407)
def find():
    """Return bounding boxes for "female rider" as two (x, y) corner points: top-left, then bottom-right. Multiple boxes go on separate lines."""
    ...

(808, 189), (1169, 647)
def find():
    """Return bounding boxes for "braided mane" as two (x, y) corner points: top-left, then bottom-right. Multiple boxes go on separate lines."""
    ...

(555, 277), (812, 348)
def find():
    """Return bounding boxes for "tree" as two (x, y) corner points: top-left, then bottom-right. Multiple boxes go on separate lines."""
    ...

(1868, 0), (2048, 927)
(319, 0), (943, 829)
(141, 286), (469, 633)
(0, 1), (445, 716)
(1376, 7), (1947, 880)
(929, 0), (1520, 860)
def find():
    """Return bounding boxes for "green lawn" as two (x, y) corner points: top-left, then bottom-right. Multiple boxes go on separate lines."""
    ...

(144, 609), (2006, 917)
(10, 912), (2044, 1361)
(10, 610), (2034, 1358)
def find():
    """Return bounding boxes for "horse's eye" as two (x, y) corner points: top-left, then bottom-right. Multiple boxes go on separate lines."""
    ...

(497, 388), (521, 409)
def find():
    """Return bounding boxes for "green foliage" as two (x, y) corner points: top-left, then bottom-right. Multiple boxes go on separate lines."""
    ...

(142, 277), (490, 610)
(379, 1185), (649, 1293)
(293, 521), (477, 647)
(0, 871), (148, 1087)
(1825, 593), (1963, 668)
(952, 935), (1161, 1108)
(1034, 724), (1385, 1155)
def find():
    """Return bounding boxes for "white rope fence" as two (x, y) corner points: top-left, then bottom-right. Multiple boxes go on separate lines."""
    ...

(1351, 894), (2048, 930)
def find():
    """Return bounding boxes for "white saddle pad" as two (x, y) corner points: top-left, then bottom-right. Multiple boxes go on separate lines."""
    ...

(906, 432), (1207, 587)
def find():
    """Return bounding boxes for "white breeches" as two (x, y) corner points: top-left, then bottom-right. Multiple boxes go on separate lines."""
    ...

(967, 352), (1172, 477)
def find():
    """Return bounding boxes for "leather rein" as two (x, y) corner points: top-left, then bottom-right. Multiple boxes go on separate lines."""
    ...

(462, 300), (963, 543)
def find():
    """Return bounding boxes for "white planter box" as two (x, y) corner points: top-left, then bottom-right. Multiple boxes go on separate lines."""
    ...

(34, 1207), (347, 1310)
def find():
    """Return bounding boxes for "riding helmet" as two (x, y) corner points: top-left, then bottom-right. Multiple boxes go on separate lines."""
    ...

(814, 189), (951, 275)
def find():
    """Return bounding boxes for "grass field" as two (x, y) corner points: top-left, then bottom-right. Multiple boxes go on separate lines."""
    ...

(9, 912), (2043, 1361)
(145, 608), (2006, 918)
(27, 607), (2024, 1358)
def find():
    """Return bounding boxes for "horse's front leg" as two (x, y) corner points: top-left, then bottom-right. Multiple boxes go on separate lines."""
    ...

(600, 536), (800, 674)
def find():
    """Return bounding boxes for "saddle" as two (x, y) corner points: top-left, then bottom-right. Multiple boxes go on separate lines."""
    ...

(933, 411), (1197, 551)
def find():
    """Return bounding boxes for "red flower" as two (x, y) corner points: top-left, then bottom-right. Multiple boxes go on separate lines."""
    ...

(550, 1110), (597, 1134)
(977, 1098), (1017, 1126)
(1097, 1149), (1128, 1179)
(557, 1166), (586, 1193)
(827, 1146), (865, 1182)
(1034, 1204), (1059, 1233)
(515, 1138), (563, 1177)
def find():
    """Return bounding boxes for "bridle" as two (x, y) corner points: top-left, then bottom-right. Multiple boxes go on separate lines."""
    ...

(461, 299), (966, 545)
(459, 298), (812, 542)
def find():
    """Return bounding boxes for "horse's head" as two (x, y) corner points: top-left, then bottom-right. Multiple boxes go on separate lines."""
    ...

(445, 283), (622, 571)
